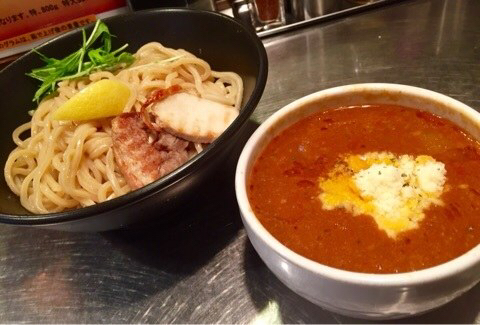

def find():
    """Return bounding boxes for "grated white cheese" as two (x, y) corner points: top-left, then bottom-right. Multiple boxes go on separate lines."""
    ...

(415, 162), (446, 193)
(354, 163), (406, 216)
(318, 152), (447, 238)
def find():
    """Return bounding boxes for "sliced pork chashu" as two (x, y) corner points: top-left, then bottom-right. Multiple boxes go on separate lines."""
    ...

(111, 112), (189, 190)
(151, 92), (239, 143)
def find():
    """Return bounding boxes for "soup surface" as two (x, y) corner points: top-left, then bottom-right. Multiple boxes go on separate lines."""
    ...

(247, 104), (480, 273)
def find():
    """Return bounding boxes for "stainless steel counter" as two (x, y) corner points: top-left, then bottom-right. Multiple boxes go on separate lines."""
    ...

(1, 0), (479, 322)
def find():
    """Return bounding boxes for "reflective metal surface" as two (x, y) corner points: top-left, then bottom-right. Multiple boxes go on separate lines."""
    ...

(1, 0), (479, 322)
(257, 0), (403, 38)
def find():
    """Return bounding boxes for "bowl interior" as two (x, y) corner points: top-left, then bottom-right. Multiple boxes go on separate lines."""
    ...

(0, 9), (267, 219)
(249, 84), (480, 161)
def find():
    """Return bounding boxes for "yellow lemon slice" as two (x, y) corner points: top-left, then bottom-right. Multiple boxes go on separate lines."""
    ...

(53, 79), (131, 121)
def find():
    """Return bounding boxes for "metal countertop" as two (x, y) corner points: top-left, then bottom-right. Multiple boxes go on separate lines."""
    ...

(1, 0), (479, 323)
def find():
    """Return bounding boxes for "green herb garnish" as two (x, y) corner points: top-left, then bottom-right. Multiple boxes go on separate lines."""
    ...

(26, 20), (134, 103)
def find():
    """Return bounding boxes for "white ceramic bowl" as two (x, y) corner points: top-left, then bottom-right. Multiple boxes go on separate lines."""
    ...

(235, 83), (480, 320)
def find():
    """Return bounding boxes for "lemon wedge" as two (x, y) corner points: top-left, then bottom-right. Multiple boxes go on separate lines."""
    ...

(53, 79), (131, 121)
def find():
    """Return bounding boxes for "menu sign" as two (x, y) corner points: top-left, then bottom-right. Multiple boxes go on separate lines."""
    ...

(0, 0), (128, 60)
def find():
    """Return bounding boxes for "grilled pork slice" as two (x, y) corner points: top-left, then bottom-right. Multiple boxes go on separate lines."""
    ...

(111, 112), (189, 190)
(151, 92), (239, 143)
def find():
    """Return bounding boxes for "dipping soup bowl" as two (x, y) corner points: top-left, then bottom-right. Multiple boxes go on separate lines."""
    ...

(235, 83), (480, 319)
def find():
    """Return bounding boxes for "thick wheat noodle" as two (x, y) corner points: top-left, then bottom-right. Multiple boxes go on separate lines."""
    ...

(4, 42), (243, 214)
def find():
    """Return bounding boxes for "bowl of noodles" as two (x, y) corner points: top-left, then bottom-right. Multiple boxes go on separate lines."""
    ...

(0, 9), (268, 231)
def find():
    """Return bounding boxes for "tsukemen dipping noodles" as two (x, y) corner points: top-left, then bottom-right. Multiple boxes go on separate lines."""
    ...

(248, 104), (480, 273)
(4, 21), (243, 214)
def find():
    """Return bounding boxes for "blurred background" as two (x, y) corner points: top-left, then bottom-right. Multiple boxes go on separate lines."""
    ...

(0, 0), (390, 67)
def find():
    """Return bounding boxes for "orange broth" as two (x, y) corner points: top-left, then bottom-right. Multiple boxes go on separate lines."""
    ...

(247, 105), (480, 273)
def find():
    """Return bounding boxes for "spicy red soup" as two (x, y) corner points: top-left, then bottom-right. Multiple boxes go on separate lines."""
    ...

(247, 104), (480, 274)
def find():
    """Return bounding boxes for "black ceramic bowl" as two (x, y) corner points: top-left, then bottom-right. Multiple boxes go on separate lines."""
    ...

(0, 9), (268, 231)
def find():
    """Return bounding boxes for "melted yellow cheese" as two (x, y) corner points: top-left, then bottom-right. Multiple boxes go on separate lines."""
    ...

(318, 152), (446, 238)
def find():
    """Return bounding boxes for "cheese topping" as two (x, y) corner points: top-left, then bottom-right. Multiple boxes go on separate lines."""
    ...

(318, 152), (447, 238)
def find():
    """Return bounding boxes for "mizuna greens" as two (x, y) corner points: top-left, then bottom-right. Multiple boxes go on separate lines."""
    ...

(27, 20), (134, 103)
